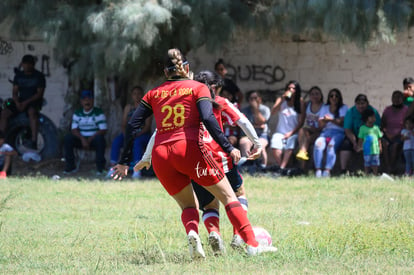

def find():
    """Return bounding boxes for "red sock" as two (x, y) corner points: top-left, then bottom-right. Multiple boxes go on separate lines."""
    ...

(181, 207), (199, 234)
(225, 201), (258, 247)
(202, 209), (220, 234)
(233, 196), (248, 236)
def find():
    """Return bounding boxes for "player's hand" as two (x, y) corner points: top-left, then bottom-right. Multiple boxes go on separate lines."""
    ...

(134, 160), (151, 171)
(229, 148), (241, 164)
(111, 164), (129, 180)
(247, 147), (262, 160)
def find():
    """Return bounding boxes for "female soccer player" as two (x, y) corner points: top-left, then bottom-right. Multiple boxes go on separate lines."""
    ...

(192, 70), (263, 254)
(137, 70), (265, 255)
(111, 49), (276, 259)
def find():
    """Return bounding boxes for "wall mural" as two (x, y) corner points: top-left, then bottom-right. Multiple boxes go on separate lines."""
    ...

(0, 41), (51, 78)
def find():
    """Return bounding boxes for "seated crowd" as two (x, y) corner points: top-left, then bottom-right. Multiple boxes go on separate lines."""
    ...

(1, 55), (413, 179)
(232, 77), (414, 177)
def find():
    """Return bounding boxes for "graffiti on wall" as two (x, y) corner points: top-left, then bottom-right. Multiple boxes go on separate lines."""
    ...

(0, 40), (51, 78)
(0, 39), (13, 55)
(226, 64), (286, 85)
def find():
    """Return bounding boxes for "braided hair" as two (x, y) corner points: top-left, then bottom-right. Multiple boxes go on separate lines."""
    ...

(164, 48), (189, 78)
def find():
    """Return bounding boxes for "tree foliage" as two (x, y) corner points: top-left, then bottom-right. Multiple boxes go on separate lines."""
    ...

(0, 0), (413, 81)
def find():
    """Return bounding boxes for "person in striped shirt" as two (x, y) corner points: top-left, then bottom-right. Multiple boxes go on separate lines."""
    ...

(63, 90), (108, 175)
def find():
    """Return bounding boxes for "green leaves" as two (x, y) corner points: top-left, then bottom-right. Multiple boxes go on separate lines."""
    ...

(0, 0), (413, 79)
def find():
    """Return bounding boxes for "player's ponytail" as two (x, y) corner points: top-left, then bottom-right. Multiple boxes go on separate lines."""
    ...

(164, 48), (189, 78)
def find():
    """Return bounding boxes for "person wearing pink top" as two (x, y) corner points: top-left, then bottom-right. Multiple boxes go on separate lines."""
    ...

(381, 90), (407, 174)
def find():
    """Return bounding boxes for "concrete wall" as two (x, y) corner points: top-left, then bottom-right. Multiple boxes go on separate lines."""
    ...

(1, 28), (414, 129)
(189, 28), (414, 114)
(0, 38), (68, 128)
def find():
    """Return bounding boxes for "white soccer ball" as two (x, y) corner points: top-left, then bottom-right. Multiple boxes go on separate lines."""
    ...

(253, 226), (272, 246)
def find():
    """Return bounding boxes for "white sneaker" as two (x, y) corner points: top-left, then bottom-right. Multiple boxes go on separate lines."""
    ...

(187, 230), (205, 259)
(208, 231), (225, 255)
(322, 170), (330, 177)
(246, 244), (278, 256)
(230, 234), (245, 251)
(315, 170), (322, 178)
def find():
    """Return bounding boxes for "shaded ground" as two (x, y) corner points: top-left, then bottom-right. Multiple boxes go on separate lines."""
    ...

(10, 156), (156, 180)
(11, 157), (103, 179)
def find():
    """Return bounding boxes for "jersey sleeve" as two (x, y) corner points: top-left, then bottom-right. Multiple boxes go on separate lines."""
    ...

(220, 97), (241, 126)
(197, 99), (234, 154)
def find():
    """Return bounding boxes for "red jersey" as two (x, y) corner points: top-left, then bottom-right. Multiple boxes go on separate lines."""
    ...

(142, 79), (211, 145)
(202, 96), (243, 172)
(142, 79), (225, 195)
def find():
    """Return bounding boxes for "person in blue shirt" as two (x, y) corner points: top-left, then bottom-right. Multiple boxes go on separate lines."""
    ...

(339, 94), (381, 174)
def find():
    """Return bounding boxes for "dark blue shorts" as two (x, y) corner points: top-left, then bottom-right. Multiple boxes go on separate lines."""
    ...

(192, 165), (243, 210)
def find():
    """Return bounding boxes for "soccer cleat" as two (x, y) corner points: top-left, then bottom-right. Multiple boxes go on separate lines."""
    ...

(187, 230), (205, 259)
(230, 234), (245, 251)
(296, 150), (309, 161)
(315, 170), (322, 178)
(246, 244), (278, 256)
(208, 231), (225, 256)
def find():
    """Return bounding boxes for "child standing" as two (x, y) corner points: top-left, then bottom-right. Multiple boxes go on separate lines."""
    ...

(0, 131), (17, 178)
(357, 109), (383, 175)
(401, 116), (414, 176)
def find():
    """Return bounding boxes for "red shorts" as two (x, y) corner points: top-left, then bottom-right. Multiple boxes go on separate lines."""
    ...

(152, 139), (225, 195)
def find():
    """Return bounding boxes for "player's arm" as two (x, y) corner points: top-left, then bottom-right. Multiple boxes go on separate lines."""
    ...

(236, 114), (262, 160)
(134, 129), (156, 172)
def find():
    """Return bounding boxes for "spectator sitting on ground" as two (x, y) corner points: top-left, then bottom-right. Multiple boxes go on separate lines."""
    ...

(270, 80), (306, 172)
(402, 77), (414, 106)
(215, 59), (243, 106)
(357, 108), (383, 176)
(381, 90), (407, 174)
(340, 94), (381, 174)
(296, 86), (324, 168)
(0, 131), (17, 179)
(108, 86), (152, 178)
(220, 88), (240, 146)
(63, 90), (108, 175)
(239, 91), (270, 169)
(0, 54), (46, 150)
(313, 89), (348, 178)
(404, 77), (414, 118)
(401, 116), (414, 176)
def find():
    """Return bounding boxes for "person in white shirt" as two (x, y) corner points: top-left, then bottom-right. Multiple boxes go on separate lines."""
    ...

(313, 89), (348, 178)
(270, 80), (306, 172)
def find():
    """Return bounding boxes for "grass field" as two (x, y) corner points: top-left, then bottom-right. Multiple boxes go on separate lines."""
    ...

(0, 175), (413, 274)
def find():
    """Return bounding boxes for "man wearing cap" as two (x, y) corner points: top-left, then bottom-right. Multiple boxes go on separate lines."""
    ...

(63, 90), (108, 175)
(0, 54), (46, 149)
(339, 94), (381, 174)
